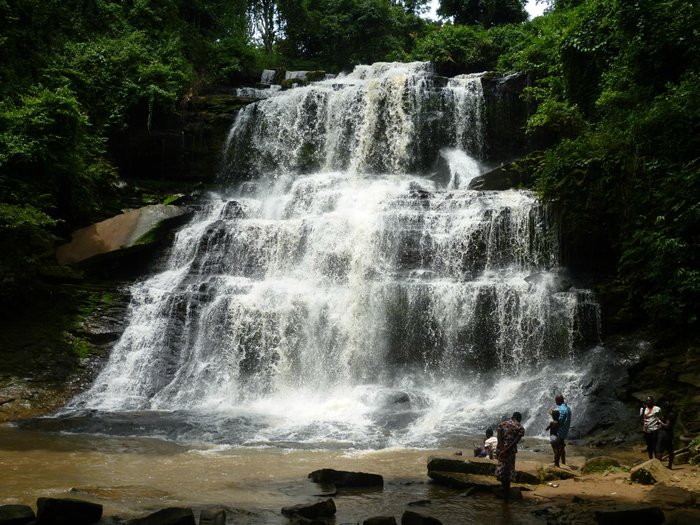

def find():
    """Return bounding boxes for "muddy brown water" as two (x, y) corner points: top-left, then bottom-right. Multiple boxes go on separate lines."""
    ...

(0, 424), (579, 524)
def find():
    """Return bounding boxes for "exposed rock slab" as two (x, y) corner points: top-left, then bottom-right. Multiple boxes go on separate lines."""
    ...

(427, 457), (495, 476)
(427, 471), (500, 491)
(56, 204), (191, 265)
(630, 458), (672, 485)
(427, 457), (539, 486)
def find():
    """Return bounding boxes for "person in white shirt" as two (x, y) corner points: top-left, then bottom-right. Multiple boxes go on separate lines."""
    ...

(640, 395), (662, 459)
(474, 428), (498, 459)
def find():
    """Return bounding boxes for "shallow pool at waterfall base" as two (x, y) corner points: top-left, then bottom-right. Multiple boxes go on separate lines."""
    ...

(0, 423), (546, 524)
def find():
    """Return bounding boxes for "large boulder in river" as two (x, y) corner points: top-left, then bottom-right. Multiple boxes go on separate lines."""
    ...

(427, 457), (495, 476)
(36, 497), (102, 525)
(126, 507), (196, 525)
(427, 457), (539, 486)
(308, 469), (383, 488)
(281, 498), (336, 520)
(56, 204), (192, 267)
(401, 510), (442, 525)
(0, 504), (35, 525)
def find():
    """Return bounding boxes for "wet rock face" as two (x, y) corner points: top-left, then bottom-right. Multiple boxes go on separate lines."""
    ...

(0, 504), (35, 525)
(480, 73), (531, 161)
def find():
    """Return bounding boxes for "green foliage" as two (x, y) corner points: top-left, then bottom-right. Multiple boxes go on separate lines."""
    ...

(412, 23), (494, 74)
(518, 0), (700, 336)
(277, 0), (426, 70)
(437, 0), (528, 26)
(690, 435), (700, 465)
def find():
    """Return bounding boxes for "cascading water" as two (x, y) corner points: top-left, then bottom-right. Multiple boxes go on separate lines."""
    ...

(64, 62), (615, 448)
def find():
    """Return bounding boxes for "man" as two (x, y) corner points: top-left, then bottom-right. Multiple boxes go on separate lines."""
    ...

(496, 412), (525, 502)
(553, 394), (571, 465)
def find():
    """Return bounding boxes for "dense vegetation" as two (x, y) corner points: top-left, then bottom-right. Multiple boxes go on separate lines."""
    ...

(0, 0), (697, 340)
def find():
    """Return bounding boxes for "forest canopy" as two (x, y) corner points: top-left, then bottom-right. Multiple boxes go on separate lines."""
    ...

(0, 0), (698, 339)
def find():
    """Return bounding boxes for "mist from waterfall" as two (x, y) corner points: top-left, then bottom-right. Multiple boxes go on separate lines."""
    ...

(65, 62), (612, 448)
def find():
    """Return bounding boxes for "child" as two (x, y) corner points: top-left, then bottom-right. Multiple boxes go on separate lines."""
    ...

(474, 428), (498, 459)
(546, 409), (563, 467)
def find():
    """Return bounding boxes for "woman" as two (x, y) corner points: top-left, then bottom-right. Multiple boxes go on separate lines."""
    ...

(496, 412), (525, 502)
(639, 396), (662, 459)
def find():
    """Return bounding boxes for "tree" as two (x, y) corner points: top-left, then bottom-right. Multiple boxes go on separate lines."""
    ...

(250, 0), (279, 54)
(395, 0), (431, 15)
(277, 0), (425, 70)
(438, 0), (528, 26)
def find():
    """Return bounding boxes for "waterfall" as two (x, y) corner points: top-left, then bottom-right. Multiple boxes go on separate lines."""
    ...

(66, 62), (608, 448)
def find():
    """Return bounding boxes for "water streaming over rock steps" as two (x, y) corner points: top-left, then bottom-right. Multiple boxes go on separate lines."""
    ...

(60, 62), (622, 449)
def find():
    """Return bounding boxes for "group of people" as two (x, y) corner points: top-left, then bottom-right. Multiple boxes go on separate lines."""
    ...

(473, 394), (571, 502)
(473, 392), (677, 503)
(640, 395), (676, 469)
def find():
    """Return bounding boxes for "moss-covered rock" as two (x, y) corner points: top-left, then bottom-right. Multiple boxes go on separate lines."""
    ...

(581, 456), (623, 474)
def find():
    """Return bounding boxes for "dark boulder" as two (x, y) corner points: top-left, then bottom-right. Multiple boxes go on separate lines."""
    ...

(630, 459), (672, 485)
(401, 510), (442, 525)
(467, 162), (528, 191)
(427, 457), (495, 476)
(126, 507), (196, 525)
(363, 517), (397, 525)
(198, 508), (225, 525)
(308, 469), (383, 488)
(0, 504), (35, 525)
(36, 497), (102, 525)
(281, 498), (336, 520)
(427, 471), (499, 491)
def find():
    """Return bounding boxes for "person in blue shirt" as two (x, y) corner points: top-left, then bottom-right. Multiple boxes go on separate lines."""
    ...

(550, 394), (571, 465)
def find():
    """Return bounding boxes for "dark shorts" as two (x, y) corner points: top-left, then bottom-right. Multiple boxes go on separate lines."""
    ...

(656, 430), (674, 453)
(550, 437), (565, 449)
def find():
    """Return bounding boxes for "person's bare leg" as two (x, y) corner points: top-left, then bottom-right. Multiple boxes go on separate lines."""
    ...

(561, 445), (566, 465)
(502, 479), (510, 503)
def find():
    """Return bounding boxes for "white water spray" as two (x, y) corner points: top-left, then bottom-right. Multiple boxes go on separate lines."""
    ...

(68, 63), (605, 448)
